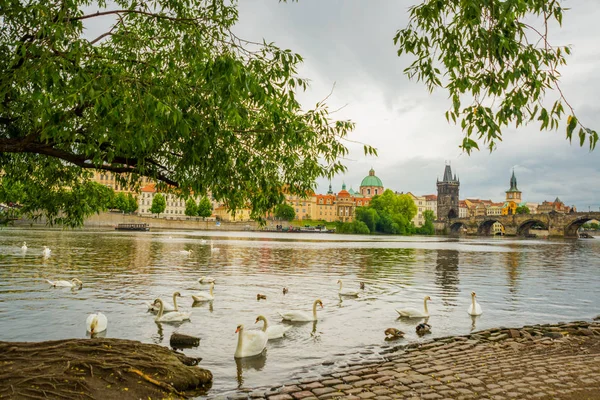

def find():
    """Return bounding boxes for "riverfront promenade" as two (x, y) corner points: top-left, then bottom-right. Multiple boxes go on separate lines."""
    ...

(233, 321), (600, 400)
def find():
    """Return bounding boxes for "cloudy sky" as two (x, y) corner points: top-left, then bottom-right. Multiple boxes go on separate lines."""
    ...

(233, 1), (600, 210)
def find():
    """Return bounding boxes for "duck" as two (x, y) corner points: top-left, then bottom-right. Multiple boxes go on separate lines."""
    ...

(234, 323), (268, 358)
(46, 278), (83, 289)
(154, 298), (191, 323)
(192, 282), (215, 302)
(86, 312), (108, 335)
(279, 299), (323, 322)
(21, 242), (28, 251)
(416, 323), (432, 335)
(282, 287), (289, 295)
(337, 279), (359, 297)
(467, 291), (483, 316)
(257, 293), (267, 300)
(396, 295), (431, 318)
(384, 328), (405, 338)
(42, 246), (51, 258)
(360, 282), (365, 290)
(198, 276), (216, 284)
(147, 291), (181, 313)
(256, 314), (292, 339)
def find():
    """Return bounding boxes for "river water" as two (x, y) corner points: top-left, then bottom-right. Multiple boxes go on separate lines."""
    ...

(0, 229), (599, 397)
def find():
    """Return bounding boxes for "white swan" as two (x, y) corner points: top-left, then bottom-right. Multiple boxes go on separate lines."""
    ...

(234, 323), (268, 358)
(210, 240), (220, 253)
(154, 298), (191, 322)
(192, 282), (214, 302)
(396, 296), (431, 318)
(467, 291), (483, 316)
(256, 314), (292, 339)
(86, 312), (107, 334)
(200, 239), (207, 244)
(198, 276), (216, 284)
(179, 249), (193, 255)
(337, 279), (359, 297)
(46, 278), (83, 289)
(279, 299), (323, 322)
(21, 242), (28, 251)
(42, 246), (51, 258)
(147, 291), (181, 313)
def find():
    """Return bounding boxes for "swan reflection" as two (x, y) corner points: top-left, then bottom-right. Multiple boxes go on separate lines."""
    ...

(235, 351), (267, 387)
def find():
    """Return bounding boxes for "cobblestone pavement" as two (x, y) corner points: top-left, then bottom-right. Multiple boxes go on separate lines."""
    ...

(225, 321), (600, 400)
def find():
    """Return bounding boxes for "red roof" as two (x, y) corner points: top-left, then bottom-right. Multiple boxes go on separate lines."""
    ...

(424, 194), (437, 201)
(141, 184), (156, 193)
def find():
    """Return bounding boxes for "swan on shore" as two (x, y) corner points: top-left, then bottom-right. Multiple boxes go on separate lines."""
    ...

(234, 323), (268, 358)
(154, 298), (191, 322)
(192, 282), (214, 302)
(86, 312), (107, 334)
(467, 291), (483, 316)
(279, 299), (323, 322)
(256, 314), (291, 339)
(147, 292), (181, 313)
(337, 279), (359, 297)
(46, 278), (83, 289)
(396, 296), (431, 318)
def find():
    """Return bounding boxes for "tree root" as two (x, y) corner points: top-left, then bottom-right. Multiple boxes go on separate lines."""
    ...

(0, 338), (212, 400)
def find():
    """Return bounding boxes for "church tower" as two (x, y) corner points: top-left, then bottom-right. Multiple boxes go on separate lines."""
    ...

(437, 164), (460, 221)
(505, 169), (522, 203)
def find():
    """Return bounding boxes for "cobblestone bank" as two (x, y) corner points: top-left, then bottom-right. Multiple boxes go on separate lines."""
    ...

(226, 321), (600, 400)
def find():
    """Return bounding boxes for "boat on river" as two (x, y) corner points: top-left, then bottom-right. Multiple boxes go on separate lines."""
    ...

(115, 223), (150, 231)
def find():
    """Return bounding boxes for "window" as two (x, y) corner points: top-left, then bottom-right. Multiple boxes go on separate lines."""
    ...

(375, 189), (378, 195)
(367, 189), (371, 195)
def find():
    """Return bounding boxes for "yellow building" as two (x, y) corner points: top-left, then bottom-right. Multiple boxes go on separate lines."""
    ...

(406, 192), (427, 227)
(502, 170), (522, 215)
(285, 191), (317, 221)
(137, 183), (211, 219)
(91, 171), (152, 193)
(213, 205), (252, 221)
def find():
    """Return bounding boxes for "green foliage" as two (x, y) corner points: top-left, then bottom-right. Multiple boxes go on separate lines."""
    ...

(336, 220), (370, 234)
(394, 0), (598, 153)
(149, 194), (166, 217)
(114, 192), (128, 212)
(582, 222), (599, 230)
(274, 204), (296, 221)
(126, 193), (138, 213)
(355, 190), (417, 235)
(185, 198), (198, 217)
(0, 0), (376, 227)
(197, 197), (213, 219)
(516, 205), (531, 214)
(416, 210), (435, 235)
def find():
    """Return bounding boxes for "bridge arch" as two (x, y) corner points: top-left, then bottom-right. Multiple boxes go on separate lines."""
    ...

(517, 219), (549, 236)
(449, 221), (467, 235)
(565, 216), (596, 238)
(477, 219), (505, 236)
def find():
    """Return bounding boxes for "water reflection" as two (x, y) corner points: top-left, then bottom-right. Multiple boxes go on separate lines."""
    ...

(435, 250), (460, 303)
(470, 315), (480, 332)
(235, 352), (267, 388)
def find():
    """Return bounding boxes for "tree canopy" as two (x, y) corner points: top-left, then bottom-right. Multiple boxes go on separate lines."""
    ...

(352, 190), (418, 235)
(395, 0), (597, 153)
(184, 198), (198, 217)
(0, 0), (375, 226)
(197, 197), (213, 219)
(274, 203), (296, 221)
(149, 194), (166, 217)
(516, 205), (530, 214)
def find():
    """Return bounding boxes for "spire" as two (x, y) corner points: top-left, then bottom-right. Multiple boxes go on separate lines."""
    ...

(369, 168), (375, 176)
(442, 165), (454, 182)
(509, 169), (518, 191)
(342, 182), (346, 190)
(327, 182), (333, 195)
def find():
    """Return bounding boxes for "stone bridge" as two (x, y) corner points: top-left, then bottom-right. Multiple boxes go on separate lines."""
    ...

(435, 212), (600, 238)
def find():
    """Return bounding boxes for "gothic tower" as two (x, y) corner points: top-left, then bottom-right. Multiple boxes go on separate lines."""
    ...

(505, 169), (522, 203)
(437, 164), (460, 221)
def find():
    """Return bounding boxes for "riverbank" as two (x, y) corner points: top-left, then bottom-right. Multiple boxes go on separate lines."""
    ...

(233, 320), (600, 400)
(0, 338), (212, 399)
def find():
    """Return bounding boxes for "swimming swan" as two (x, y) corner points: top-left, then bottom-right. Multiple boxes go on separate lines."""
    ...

(86, 312), (107, 334)
(396, 296), (431, 318)
(337, 279), (359, 297)
(21, 242), (28, 251)
(192, 282), (214, 302)
(467, 291), (483, 316)
(198, 276), (216, 284)
(210, 240), (220, 253)
(46, 278), (83, 289)
(279, 299), (323, 322)
(234, 323), (268, 358)
(147, 291), (181, 313)
(179, 249), (194, 255)
(154, 298), (191, 322)
(42, 246), (51, 258)
(256, 314), (291, 339)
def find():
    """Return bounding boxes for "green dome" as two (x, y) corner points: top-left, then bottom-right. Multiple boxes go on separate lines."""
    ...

(360, 168), (383, 187)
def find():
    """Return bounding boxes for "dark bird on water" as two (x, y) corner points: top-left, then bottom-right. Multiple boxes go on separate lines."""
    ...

(416, 323), (432, 335)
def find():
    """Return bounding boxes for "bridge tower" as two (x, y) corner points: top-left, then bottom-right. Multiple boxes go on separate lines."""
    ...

(437, 164), (460, 221)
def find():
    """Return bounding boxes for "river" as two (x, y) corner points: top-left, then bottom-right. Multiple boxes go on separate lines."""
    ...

(0, 229), (598, 397)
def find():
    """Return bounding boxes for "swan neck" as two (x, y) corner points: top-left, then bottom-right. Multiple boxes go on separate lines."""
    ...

(338, 281), (342, 291)
(156, 301), (164, 319)
(210, 284), (214, 296)
(235, 328), (244, 354)
(471, 295), (476, 307)
(261, 318), (268, 332)
(424, 299), (429, 314)
(173, 293), (178, 311)
(312, 301), (318, 319)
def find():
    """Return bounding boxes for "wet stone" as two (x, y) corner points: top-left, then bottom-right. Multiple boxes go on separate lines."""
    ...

(291, 392), (314, 400)
(300, 383), (323, 391)
(311, 387), (334, 396)
(321, 379), (343, 386)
